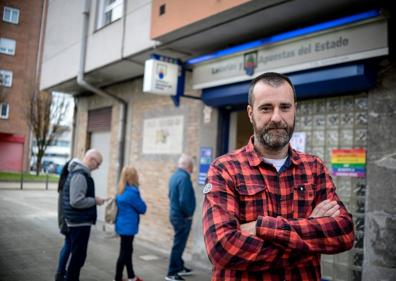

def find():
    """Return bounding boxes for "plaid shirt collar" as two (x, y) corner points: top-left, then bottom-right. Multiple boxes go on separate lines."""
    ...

(245, 136), (303, 168)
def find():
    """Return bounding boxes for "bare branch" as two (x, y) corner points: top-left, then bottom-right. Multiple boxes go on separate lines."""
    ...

(26, 91), (71, 175)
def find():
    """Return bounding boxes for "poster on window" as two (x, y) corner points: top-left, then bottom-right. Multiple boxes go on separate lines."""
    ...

(142, 116), (184, 154)
(290, 132), (306, 152)
(198, 147), (213, 185)
(331, 148), (366, 177)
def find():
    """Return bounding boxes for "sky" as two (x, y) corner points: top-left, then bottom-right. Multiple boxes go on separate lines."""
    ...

(52, 91), (74, 126)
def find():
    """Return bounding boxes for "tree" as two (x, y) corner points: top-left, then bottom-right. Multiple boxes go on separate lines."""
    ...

(26, 91), (70, 175)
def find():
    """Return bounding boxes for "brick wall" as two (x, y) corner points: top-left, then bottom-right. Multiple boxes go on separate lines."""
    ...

(0, 0), (45, 171)
(128, 78), (202, 251)
(73, 76), (203, 253)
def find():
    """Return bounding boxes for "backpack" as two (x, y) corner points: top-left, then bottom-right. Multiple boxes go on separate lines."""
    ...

(58, 160), (71, 234)
(58, 161), (71, 192)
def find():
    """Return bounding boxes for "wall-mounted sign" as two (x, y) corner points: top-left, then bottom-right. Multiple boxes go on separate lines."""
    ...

(143, 58), (179, 96)
(243, 51), (257, 76)
(192, 18), (388, 89)
(198, 147), (212, 185)
(142, 115), (184, 154)
(331, 148), (366, 177)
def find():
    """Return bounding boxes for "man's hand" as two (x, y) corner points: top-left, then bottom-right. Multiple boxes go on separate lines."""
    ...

(95, 196), (105, 206)
(310, 199), (340, 218)
(240, 220), (257, 236)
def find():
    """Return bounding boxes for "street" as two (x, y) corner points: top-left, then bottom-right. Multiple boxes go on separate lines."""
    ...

(0, 189), (211, 281)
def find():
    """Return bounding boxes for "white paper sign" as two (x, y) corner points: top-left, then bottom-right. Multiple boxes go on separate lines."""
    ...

(290, 132), (306, 152)
(142, 116), (184, 154)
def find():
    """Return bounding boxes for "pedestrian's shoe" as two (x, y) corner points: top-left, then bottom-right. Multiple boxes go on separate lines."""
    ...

(165, 274), (185, 281)
(178, 266), (193, 276)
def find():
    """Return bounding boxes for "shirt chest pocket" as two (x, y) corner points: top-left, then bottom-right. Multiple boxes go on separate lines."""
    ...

(293, 184), (315, 218)
(235, 184), (268, 223)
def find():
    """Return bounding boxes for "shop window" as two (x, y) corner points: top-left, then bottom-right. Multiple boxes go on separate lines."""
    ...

(3, 6), (19, 24)
(0, 103), (9, 119)
(294, 94), (368, 281)
(0, 37), (16, 55)
(96, 0), (123, 29)
(0, 69), (13, 87)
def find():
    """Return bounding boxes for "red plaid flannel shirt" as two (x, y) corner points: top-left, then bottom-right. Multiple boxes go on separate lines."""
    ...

(202, 137), (355, 281)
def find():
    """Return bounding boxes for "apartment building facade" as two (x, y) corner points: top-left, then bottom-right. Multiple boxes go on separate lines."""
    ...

(40, 0), (395, 280)
(0, 0), (46, 172)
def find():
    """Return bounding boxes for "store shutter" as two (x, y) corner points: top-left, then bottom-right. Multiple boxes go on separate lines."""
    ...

(87, 107), (112, 132)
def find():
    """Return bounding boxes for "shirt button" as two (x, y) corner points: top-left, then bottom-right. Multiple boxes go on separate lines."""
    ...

(299, 185), (305, 191)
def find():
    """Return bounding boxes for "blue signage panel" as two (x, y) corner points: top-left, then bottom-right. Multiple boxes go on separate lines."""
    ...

(198, 147), (212, 185)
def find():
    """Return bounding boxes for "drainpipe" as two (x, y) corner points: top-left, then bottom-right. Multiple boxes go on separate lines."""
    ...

(70, 97), (78, 159)
(77, 0), (127, 181)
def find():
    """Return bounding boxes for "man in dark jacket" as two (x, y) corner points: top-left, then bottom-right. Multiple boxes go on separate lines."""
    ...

(165, 154), (196, 281)
(63, 149), (105, 281)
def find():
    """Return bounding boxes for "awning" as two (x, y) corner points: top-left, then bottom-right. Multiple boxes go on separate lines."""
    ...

(201, 63), (375, 107)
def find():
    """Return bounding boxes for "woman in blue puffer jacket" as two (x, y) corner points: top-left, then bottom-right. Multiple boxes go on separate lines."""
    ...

(114, 165), (147, 281)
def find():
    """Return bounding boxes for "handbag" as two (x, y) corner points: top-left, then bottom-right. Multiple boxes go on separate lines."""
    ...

(105, 197), (118, 224)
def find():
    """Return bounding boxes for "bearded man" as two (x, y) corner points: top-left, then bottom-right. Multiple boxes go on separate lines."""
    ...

(202, 72), (355, 281)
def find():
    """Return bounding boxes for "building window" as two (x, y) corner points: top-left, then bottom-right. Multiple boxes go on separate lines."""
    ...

(159, 4), (166, 16)
(0, 70), (13, 87)
(0, 103), (9, 119)
(97, 0), (123, 29)
(3, 6), (20, 24)
(0, 38), (16, 55)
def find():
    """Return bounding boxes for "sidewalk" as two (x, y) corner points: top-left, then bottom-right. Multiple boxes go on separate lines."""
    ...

(75, 223), (212, 281)
(0, 188), (212, 281)
(0, 180), (57, 190)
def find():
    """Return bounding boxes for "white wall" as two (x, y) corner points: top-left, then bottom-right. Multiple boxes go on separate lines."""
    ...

(40, 0), (156, 91)
(123, 0), (156, 57)
(41, 0), (83, 90)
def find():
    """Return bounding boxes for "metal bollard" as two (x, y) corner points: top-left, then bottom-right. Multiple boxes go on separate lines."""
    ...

(45, 172), (49, 190)
(20, 170), (24, 190)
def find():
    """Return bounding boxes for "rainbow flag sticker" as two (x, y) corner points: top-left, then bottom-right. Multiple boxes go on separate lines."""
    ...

(331, 148), (366, 177)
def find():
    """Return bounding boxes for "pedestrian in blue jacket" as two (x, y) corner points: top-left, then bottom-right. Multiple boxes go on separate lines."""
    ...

(114, 165), (147, 281)
(165, 154), (196, 281)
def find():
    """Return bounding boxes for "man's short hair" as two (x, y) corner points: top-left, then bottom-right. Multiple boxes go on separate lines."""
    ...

(248, 72), (297, 105)
(178, 154), (193, 169)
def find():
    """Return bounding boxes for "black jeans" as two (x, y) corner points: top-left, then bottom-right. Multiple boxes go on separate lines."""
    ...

(115, 235), (135, 281)
(66, 225), (91, 281)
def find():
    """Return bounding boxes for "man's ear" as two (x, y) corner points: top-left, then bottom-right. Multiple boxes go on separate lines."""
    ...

(247, 105), (253, 124)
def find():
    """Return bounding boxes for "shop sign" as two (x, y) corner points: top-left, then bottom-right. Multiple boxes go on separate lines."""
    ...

(192, 18), (388, 89)
(198, 147), (213, 185)
(142, 115), (184, 154)
(143, 58), (179, 96)
(331, 148), (366, 177)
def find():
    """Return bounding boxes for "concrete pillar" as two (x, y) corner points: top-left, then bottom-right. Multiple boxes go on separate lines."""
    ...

(363, 61), (396, 281)
(191, 103), (218, 269)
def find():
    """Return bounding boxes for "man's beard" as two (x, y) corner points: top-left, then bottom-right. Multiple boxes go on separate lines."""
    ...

(253, 118), (295, 150)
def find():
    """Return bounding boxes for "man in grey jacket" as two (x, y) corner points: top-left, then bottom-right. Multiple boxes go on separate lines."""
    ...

(63, 149), (105, 281)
